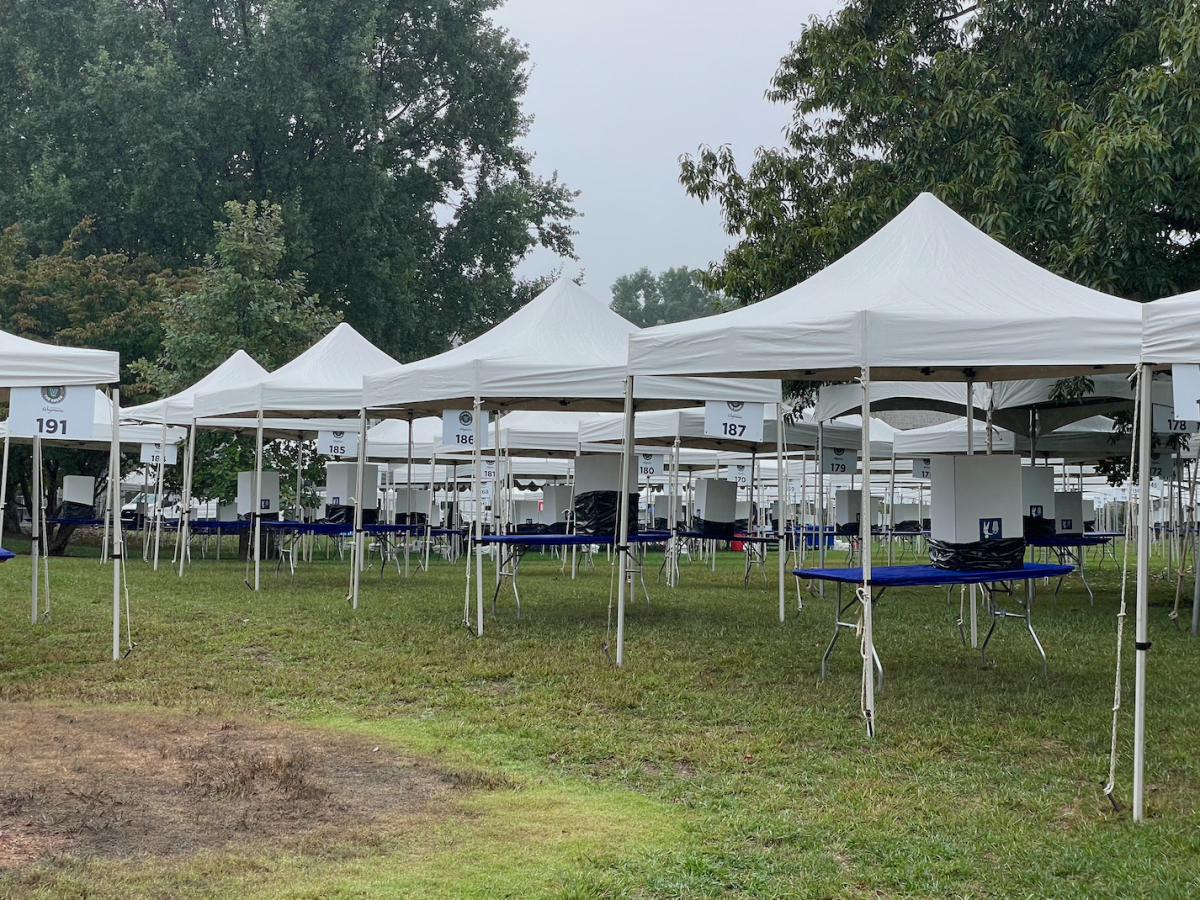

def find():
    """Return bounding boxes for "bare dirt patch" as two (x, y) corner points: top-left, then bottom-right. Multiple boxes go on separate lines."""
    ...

(0, 704), (459, 868)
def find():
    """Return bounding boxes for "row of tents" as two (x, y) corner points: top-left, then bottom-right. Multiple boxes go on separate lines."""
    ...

(8, 192), (1200, 823)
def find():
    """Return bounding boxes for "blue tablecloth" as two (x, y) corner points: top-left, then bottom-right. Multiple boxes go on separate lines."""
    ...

(795, 562), (1073, 587)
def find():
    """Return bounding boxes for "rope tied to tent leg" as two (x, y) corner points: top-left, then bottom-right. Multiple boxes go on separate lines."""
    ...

(1104, 367), (1141, 811)
(856, 583), (873, 733)
(601, 556), (617, 666)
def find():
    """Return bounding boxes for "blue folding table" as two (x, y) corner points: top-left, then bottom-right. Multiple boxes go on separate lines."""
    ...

(1026, 533), (1116, 605)
(796, 562), (1073, 681)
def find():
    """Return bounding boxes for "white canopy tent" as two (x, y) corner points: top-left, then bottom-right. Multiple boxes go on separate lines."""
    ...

(362, 279), (782, 630)
(0, 331), (123, 660)
(627, 192), (1143, 742)
(891, 415), (1130, 460)
(193, 324), (400, 590)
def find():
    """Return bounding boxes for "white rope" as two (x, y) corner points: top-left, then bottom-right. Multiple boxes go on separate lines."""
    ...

(856, 583), (870, 725)
(1104, 367), (1140, 808)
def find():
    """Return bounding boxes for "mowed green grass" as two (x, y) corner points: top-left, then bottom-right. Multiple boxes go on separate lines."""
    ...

(2, 535), (1199, 898)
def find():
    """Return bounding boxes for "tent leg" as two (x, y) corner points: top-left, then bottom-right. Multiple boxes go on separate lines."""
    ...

(860, 369), (875, 737)
(966, 379), (977, 649)
(31, 436), (41, 624)
(1133, 364), (1152, 821)
(152, 420), (167, 570)
(777, 401), (786, 622)
(615, 376), (635, 666)
(474, 397), (484, 635)
(178, 423), (196, 577)
(111, 386), (123, 660)
(253, 410), (264, 591)
(351, 407), (367, 609)
(0, 432), (9, 550)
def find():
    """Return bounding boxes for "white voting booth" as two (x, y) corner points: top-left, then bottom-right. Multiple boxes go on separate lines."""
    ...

(62, 475), (96, 510)
(1054, 492), (1084, 535)
(694, 478), (737, 535)
(237, 471), (281, 516)
(929, 455), (1023, 543)
(1022, 467), (1057, 522)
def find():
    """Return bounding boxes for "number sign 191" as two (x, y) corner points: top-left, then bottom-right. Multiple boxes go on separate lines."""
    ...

(7, 385), (95, 440)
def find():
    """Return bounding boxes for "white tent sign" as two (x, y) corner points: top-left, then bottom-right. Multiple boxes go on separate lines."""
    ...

(726, 464), (750, 486)
(1171, 364), (1200, 422)
(442, 409), (476, 447)
(317, 430), (357, 457)
(914, 457), (932, 480)
(140, 442), (178, 466)
(8, 386), (95, 439)
(704, 400), (764, 442)
(1152, 404), (1199, 435)
(637, 454), (664, 479)
(822, 446), (854, 475)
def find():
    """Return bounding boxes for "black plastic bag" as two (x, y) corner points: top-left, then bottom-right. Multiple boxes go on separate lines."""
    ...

(693, 517), (735, 539)
(574, 490), (639, 536)
(1023, 515), (1056, 538)
(928, 537), (1026, 571)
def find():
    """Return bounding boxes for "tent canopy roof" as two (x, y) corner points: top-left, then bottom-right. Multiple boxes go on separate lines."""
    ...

(362, 280), (781, 415)
(1142, 289), (1200, 365)
(194, 323), (399, 419)
(627, 193), (1141, 383)
(124, 350), (268, 425)
(0, 330), (120, 397)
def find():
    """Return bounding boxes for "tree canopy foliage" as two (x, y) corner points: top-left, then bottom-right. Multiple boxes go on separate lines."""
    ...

(0, 0), (577, 361)
(609, 266), (722, 328)
(133, 200), (340, 396)
(680, 0), (1200, 305)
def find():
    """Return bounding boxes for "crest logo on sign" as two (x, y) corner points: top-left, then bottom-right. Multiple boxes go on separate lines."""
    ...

(726, 401), (744, 412)
(833, 448), (845, 458)
(332, 431), (344, 440)
(41, 386), (66, 404)
(459, 411), (473, 427)
(642, 454), (653, 461)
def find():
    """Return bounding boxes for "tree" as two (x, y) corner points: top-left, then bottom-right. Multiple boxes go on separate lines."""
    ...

(134, 200), (341, 509)
(610, 266), (722, 328)
(0, 0), (578, 362)
(133, 201), (340, 396)
(0, 221), (191, 552)
(679, 0), (1200, 306)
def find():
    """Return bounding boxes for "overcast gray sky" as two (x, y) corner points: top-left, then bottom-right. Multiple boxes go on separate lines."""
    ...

(488, 0), (841, 302)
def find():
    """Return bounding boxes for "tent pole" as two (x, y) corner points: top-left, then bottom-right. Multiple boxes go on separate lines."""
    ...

(817, 422), (825, 596)
(1133, 363), (1153, 822)
(351, 407), (367, 609)
(473, 397), (484, 635)
(425, 450), (435, 571)
(110, 385), (122, 660)
(152, 419), (167, 570)
(887, 449), (896, 566)
(860, 368), (875, 736)
(406, 410), (414, 578)
(966, 378), (977, 649)
(777, 401), (786, 621)
(178, 422), (196, 577)
(253, 408), (264, 591)
(31, 435), (41, 624)
(295, 434), (304, 523)
(615, 375), (634, 667)
(0, 431), (9, 550)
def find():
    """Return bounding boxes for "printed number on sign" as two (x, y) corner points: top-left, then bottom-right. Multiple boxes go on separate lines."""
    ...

(36, 418), (67, 435)
(329, 445), (346, 456)
(721, 422), (746, 437)
(829, 463), (846, 474)
(454, 434), (473, 445)
(1165, 418), (1190, 433)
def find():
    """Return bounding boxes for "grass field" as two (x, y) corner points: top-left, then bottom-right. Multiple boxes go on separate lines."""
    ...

(1, 535), (1198, 898)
